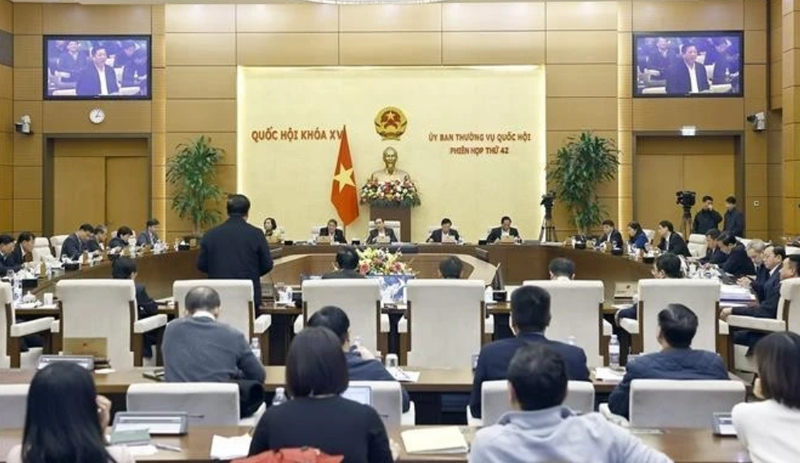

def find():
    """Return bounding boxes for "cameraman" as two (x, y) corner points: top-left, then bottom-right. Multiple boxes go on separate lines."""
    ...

(692, 195), (722, 235)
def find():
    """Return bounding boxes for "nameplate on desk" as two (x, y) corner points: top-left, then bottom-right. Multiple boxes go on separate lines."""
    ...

(376, 236), (391, 244)
(442, 236), (456, 243)
(498, 236), (516, 244)
(317, 236), (332, 244)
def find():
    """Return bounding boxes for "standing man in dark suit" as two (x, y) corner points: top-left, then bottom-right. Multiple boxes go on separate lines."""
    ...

(486, 216), (521, 243)
(656, 220), (691, 257)
(427, 218), (461, 243)
(666, 43), (710, 94)
(10, 232), (35, 268)
(469, 285), (590, 419)
(76, 46), (119, 96)
(724, 196), (745, 238)
(608, 304), (728, 419)
(112, 256), (160, 359)
(718, 232), (755, 277)
(137, 219), (160, 247)
(595, 219), (624, 250)
(60, 223), (94, 261)
(319, 219), (347, 244)
(692, 195), (723, 235)
(322, 247), (366, 280)
(366, 218), (398, 244)
(197, 194), (273, 307)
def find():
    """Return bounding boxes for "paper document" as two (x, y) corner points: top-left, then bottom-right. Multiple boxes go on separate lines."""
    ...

(388, 367), (420, 382)
(126, 445), (158, 457)
(401, 427), (468, 454)
(209, 434), (252, 460)
(720, 285), (755, 301)
(594, 367), (625, 382)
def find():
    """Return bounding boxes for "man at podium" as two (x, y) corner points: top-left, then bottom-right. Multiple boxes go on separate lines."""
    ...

(487, 216), (520, 243)
(319, 219), (347, 244)
(427, 218), (460, 243)
(366, 218), (398, 244)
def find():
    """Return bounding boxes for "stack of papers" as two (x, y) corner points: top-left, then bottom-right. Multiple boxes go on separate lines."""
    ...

(210, 434), (252, 460)
(387, 367), (420, 382)
(594, 367), (625, 382)
(720, 285), (755, 301)
(401, 427), (468, 454)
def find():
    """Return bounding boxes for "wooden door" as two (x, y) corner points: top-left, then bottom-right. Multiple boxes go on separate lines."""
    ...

(106, 157), (149, 231)
(53, 157), (106, 234)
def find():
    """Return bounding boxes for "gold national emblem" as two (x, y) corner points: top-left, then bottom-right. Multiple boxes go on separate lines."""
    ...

(374, 106), (407, 141)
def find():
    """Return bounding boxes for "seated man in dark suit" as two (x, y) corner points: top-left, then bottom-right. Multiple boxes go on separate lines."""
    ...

(76, 46), (119, 96)
(595, 219), (623, 250)
(108, 226), (133, 251)
(136, 218), (160, 247)
(665, 43), (710, 94)
(86, 225), (107, 255)
(319, 219), (347, 244)
(438, 256), (463, 279)
(162, 286), (266, 417)
(738, 240), (768, 301)
(322, 247), (365, 280)
(366, 218), (398, 244)
(60, 223), (94, 261)
(0, 234), (18, 274)
(699, 229), (727, 266)
(427, 218), (461, 243)
(10, 232), (35, 269)
(112, 256), (160, 359)
(718, 231), (755, 277)
(721, 247), (793, 350)
(469, 285), (590, 419)
(307, 305), (410, 413)
(656, 220), (690, 257)
(608, 304), (728, 419)
(486, 216), (521, 243)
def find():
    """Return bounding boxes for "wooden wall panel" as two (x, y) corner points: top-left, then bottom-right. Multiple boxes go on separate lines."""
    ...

(339, 33), (441, 65)
(165, 34), (236, 66)
(546, 31), (617, 64)
(13, 36), (41, 69)
(13, 69), (41, 101)
(746, 163), (768, 197)
(745, 64), (769, 100)
(0, 199), (10, 233)
(42, 101), (152, 133)
(164, 100), (236, 132)
(13, 199), (42, 233)
(165, 5), (235, 33)
(237, 33), (339, 66)
(0, 0), (12, 34)
(547, 65), (617, 97)
(442, 3), (545, 31)
(166, 66), (236, 99)
(0, 169), (11, 199)
(0, 132), (11, 165)
(0, 65), (10, 98)
(546, 2), (617, 30)
(42, 5), (151, 34)
(547, 97), (618, 131)
(12, 166), (41, 199)
(632, 1), (744, 31)
(236, 4), (338, 33)
(442, 32), (544, 65)
(632, 99), (744, 131)
(340, 4), (441, 32)
(14, 4), (41, 35)
(744, 0), (767, 31)
(54, 138), (148, 157)
(745, 30), (768, 64)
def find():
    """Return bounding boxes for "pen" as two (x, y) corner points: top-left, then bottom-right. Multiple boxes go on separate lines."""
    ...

(154, 443), (182, 452)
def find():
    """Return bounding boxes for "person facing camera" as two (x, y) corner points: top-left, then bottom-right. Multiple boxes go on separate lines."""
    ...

(263, 217), (283, 244)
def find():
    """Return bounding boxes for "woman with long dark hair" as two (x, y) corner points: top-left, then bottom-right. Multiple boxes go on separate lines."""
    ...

(6, 362), (134, 463)
(626, 221), (649, 250)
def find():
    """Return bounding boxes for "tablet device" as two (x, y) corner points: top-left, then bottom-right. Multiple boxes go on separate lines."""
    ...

(712, 412), (737, 436)
(112, 412), (188, 435)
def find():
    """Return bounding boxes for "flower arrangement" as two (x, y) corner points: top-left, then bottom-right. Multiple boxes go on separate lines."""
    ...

(359, 178), (421, 209)
(357, 247), (414, 276)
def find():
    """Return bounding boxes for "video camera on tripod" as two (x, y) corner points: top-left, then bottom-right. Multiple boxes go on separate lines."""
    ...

(540, 191), (556, 209)
(676, 190), (696, 209)
(539, 191), (557, 242)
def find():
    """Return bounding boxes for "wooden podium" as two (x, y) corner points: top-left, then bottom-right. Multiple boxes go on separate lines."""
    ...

(370, 206), (412, 242)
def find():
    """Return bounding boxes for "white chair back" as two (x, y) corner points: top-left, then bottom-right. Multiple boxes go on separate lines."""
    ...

(56, 280), (135, 369)
(312, 226), (343, 236)
(629, 379), (745, 429)
(302, 279), (381, 354)
(173, 280), (255, 340)
(406, 280), (484, 368)
(0, 384), (29, 430)
(32, 237), (53, 262)
(126, 383), (240, 426)
(0, 283), (12, 368)
(368, 220), (402, 240)
(688, 234), (707, 258)
(49, 235), (69, 260)
(349, 380), (403, 430)
(778, 277), (800, 333)
(638, 279), (720, 353)
(480, 380), (595, 425)
(787, 246), (800, 256)
(521, 280), (604, 367)
(643, 229), (656, 242)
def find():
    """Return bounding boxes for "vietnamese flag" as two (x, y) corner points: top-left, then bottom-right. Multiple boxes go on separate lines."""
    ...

(330, 126), (359, 226)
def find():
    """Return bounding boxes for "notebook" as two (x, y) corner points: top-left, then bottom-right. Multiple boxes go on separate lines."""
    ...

(401, 427), (468, 454)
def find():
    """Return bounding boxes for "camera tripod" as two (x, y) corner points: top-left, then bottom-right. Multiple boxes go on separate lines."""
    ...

(680, 205), (693, 239)
(539, 205), (558, 242)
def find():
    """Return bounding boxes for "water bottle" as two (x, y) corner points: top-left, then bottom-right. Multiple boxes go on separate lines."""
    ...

(250, 337), (262, 364)
(352, 335), (363, 349)
(609, 334), (620, 369)
(272, 387), (288, 407)
(567, 335), (577, 346)
(484, 286), (493, 303)
(11, 272), (22, 304)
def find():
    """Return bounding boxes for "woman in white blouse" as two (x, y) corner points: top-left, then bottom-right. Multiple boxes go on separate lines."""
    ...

(732, 331), (800, 463)
(6, 362), (134, 463)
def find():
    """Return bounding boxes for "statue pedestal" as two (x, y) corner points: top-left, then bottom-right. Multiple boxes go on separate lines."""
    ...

(370, 206), (411, 242)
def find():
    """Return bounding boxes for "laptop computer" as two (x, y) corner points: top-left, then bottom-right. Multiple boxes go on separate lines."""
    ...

(341, 385), (372, 406)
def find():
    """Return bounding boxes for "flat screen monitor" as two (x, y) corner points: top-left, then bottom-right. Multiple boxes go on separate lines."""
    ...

(633, 32), (743, 97)
(44, 35), (151, 100)
(341, 386), (372, 406)
(367, 274), (415, 305)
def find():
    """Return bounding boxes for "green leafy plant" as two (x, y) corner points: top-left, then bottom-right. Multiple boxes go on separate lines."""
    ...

(546, 132), (620, 235)
(166, 136), (225, 236)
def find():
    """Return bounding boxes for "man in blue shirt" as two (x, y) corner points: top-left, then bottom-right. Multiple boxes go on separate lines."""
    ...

(608, 303), (728, 418)
(469, 286), (589, 419)
(307, 305), (410, 412)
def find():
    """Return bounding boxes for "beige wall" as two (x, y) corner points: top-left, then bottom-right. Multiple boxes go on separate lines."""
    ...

(2, 1), (781, 241)
(0, 0), (11, 234)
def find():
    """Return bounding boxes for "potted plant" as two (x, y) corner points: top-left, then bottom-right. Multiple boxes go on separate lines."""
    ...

(166, 136), (225, 237)
(546, 132), (620, 235)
